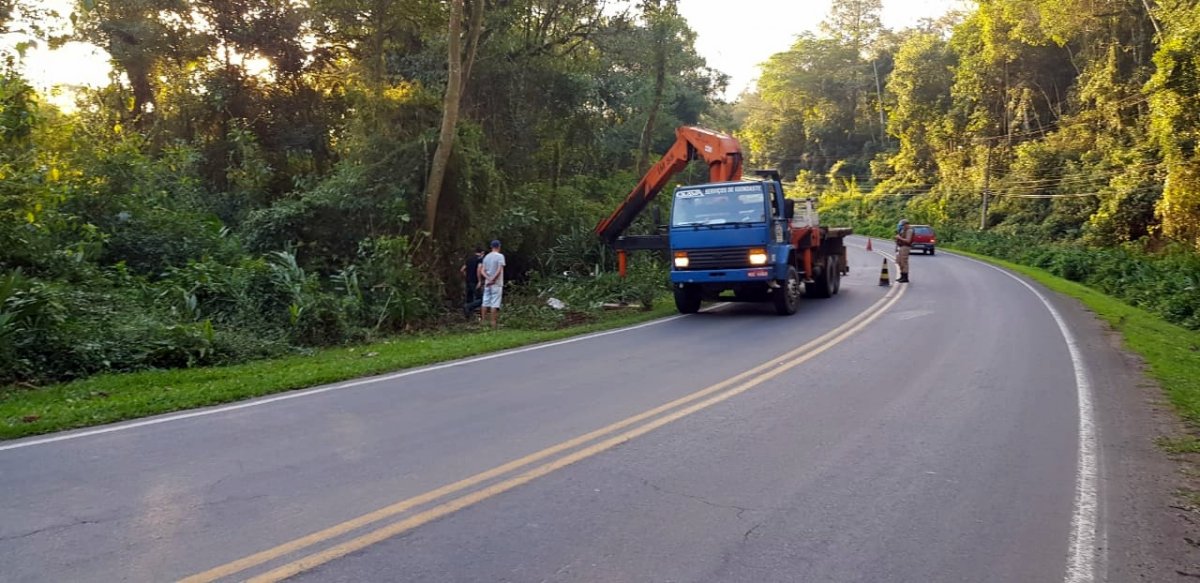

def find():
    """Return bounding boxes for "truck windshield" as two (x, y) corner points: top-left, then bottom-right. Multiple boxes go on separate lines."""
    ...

(672, 185), (767, 226)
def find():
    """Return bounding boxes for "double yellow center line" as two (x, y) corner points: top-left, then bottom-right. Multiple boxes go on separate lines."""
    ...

(183, 284), (906, 582)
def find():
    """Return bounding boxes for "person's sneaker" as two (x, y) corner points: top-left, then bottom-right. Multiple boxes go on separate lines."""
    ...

(897, 276), (909, 283)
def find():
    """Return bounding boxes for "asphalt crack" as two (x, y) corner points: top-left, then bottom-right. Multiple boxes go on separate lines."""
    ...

(204, 492), (269, 509)
(639, 477), (758, 516)
(742, 521), (765, 541)
(0, 518), (108, 542)
(2, 490), (269, 544)
(636, 477), (775, 549)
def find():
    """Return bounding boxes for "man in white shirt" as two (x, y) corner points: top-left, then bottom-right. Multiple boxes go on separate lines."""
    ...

(480, 240), (506, 329)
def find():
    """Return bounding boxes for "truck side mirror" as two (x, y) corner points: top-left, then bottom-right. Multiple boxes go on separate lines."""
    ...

(652, 206), (662, 226)
(784, 199), (795, 220)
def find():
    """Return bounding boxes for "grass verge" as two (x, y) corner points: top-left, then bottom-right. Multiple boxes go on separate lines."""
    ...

(949, 248), (1200, 431)
(0, 303), (676, 441)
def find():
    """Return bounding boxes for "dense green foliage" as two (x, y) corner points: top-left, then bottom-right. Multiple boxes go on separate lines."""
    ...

(739, 0), (1199, 328)
(0, 0), (715, 384)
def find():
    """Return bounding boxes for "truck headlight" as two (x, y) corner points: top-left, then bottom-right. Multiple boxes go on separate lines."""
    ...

(748, 248), (768, 265)
(673, 252), (689, 268)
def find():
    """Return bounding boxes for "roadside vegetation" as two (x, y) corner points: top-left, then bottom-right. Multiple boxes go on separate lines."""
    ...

(0, 291), (673, 440)
(0, 2), (699, 389)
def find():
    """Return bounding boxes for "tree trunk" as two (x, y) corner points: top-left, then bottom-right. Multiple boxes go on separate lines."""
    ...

(128, 65), (155, 127)
(636, 29), (667, 175)
(367, 0), (391, 94)
(462, 0), (485, 92)
(424, 0), (466, 237)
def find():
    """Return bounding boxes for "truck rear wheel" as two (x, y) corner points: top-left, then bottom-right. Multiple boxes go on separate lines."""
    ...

(831, 256), (842, 295)
(805, 256), (835, 299)
(674, 285), (702, 314)
(774, 266), (801, 315)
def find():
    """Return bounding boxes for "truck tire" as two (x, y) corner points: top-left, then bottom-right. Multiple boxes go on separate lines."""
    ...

(805, 257), (834, 299)
(831, 256), (843, 295)
(774, 266), (801, 315)
(674, 285), (702, 314)
(929, 247), (936, 256)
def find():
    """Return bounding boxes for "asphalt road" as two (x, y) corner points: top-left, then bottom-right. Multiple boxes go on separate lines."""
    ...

(0, 240), (1142, 582)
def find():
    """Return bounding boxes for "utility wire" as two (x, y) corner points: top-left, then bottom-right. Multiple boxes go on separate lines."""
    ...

(991, 185), (1163, 199)
(996, 162), (1164, 187)
(794, 162), (1164, 198)
(808, 182), (1162, 200)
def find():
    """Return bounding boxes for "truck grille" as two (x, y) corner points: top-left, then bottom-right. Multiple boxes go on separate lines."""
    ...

(679, 247), (751, 270)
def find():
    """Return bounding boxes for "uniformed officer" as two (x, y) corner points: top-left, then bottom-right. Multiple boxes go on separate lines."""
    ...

(895, 219), (913, 283)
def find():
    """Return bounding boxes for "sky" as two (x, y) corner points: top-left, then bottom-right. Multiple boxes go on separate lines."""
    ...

(678, 0), (969, 99)
(5, 0), (967, 107)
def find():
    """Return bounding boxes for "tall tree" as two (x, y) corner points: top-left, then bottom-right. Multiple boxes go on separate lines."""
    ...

(424, 0), (485, 236)
(885, 32), (957, 185)
(821, 0), (884, 136)
(820, 0), (883, 54)
(635, 0), (678, 174)
(738, 31), (881, 178)
(74, 0), (201, 125)
(1149, 0), (1200, 249)
(311, 0), (438, 90)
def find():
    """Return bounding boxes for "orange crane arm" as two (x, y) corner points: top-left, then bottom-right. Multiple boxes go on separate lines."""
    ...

(595, 126), (744, 244)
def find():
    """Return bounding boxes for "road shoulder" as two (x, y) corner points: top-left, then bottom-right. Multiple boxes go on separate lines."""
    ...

(948, 250), (1200, 580)
(1049, 290), (1200, 580)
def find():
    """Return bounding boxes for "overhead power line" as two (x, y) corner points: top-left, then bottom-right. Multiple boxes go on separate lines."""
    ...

(806, 182), (1163, 201)
(996, 162), (1164, 187)
(793, 162), (1165, 199)
(990, 185), (1163, 199)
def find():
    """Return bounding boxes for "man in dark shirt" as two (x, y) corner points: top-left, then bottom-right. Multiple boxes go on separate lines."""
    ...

(460, 247), (484, 317)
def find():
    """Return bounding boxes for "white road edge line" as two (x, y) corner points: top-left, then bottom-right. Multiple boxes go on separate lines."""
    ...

(948, 252), (1101, 583)
(1, 303), (739, 452)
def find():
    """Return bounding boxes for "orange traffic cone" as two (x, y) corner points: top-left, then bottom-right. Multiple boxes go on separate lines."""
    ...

(866, 237), (873, 251)
(878, 258), (890, 286)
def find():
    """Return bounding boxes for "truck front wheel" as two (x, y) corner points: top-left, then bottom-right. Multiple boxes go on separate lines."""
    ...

(774, 266), (801, 315)
(674, 285), (702, 314)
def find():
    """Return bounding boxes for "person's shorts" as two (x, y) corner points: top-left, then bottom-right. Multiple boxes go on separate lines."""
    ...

(482, 284), (503, 309)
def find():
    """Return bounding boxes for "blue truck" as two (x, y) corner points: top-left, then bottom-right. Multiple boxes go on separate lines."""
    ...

(595, 127), (851, 315)
(668, 173), (851, 314)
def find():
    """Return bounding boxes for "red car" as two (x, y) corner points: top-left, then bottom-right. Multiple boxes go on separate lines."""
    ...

(911, 225), (937, 255)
